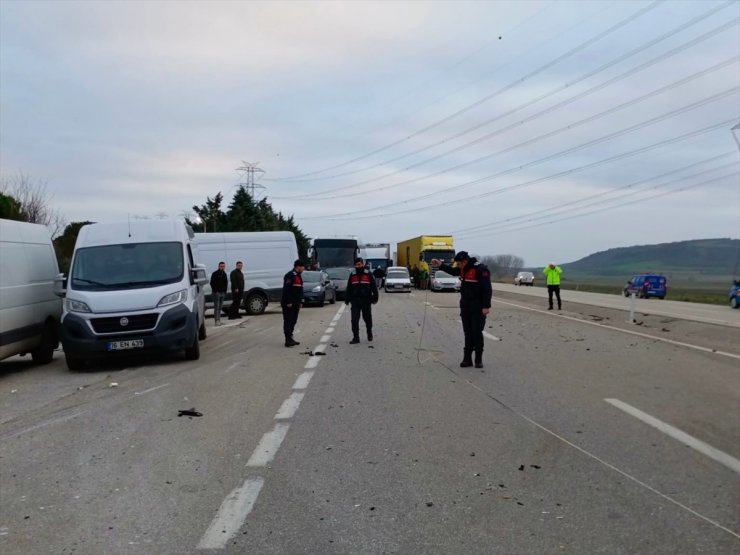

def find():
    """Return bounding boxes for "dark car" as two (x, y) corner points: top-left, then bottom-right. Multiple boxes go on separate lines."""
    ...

(623, 274), (667, 299)
(729, 279), (740, 309)
(325, 267), (352, 301)
(302, 270), (337, 307)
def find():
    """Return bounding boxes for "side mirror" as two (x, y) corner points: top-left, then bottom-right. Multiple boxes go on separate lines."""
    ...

(53, 273), (67, 298)
(191, 264), (208, 286)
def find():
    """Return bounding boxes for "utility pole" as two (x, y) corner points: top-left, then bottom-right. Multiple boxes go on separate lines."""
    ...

(235, 161), (266, 198)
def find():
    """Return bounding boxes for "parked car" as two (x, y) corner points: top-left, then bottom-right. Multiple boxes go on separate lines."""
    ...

(430, 270), (460, 292)
(302, 271), (336, 306)
(729, 279), (740, 309)
(0, 219), (62, 365)
(623, 274), (667, 299)
(384, 266), (412, 293)
(325, 267), (352, 300)
(514, 271), (535, 286)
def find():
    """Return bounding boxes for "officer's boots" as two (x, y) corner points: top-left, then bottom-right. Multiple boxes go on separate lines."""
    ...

(350, 336), (360, 344)
(460, 350), (473, 368)
(474, 350), (483, 369)
(367, 329), (373, 342)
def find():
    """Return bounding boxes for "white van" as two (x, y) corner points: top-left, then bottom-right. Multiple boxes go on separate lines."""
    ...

(0, 219), (62, 364)
(56, 220), (208, 370)
(194, 231), (298, 315)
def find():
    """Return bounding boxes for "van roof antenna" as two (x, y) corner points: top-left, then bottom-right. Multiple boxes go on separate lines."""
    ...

(128, 214), (132, 237)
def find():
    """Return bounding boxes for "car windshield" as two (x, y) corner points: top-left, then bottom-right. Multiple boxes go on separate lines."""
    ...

(435, 271), (453, 278)
(519, 272), (533, 278)
(71, 242), (183, 290)
(302, 271), (322, 283)
(387, 271), (409, 279)
(326, 268), (351, 280)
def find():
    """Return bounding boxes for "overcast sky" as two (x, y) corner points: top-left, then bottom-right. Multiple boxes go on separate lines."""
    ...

(1, 0), (738, 266)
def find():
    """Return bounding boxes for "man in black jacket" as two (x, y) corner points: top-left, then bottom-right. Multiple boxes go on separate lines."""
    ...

(433, 251), (492, 368)
(209, 261), (228, 326)
(345, 257), (379, 344)
(229, 261), (245, 319)
(281, 259), (305, 347)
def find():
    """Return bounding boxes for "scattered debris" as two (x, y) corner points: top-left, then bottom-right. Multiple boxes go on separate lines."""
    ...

(77, 385), (87, 390)
(517, 501), (524, 506)
(109, 382), (119, 388)
(177, 408), (203, 418)
(11, 389), (18, 394)
(530, 464), (541, 469)
(518, 465), (525, 471)
(661, 328), (670, 332)
(470, 452), (475, 457)
(425, 502), (434, 507)
(368, 346), (374, 349)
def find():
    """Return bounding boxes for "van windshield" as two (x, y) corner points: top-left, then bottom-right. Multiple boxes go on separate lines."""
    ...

(71, 242), (184, 290)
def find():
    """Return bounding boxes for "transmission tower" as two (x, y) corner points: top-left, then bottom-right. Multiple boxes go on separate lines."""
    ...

(236, 161), (266, 198)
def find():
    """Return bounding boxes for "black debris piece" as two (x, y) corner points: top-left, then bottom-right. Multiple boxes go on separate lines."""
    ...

(518, 465), (525, 471)
(368, 346), (375, 349)
(517, 501), (524, 506)
(315, 352), (326, 356)
(425, 502), (434, 507)
(470, 452), (475, 457)
(530, 465), (541, 469)
(178, 408), (203, 418)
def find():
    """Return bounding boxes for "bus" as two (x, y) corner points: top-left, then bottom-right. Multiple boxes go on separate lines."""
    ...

(309, 237), (361, 269)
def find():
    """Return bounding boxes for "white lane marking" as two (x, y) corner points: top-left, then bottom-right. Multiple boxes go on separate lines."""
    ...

(293, 371), (314, 390)
(133, 383), (170, 396)
(2, 411), (87, 440)
(320, 335), (331, 343)
(275, 392), (305, 420)
(605, 398), (740, 474)
(325, 327), (335, 334)
(493, 298), (740, 360)
(314, 343), (327, 353)
(337, 304), (346, 315)
(219, 339), (236, 349)
(197, 477), (264, 550)
(247, 423), (290, 467)
(305, 356), (321, 369)
(483, 331), (501, 341)
(223, 361), (241, 374)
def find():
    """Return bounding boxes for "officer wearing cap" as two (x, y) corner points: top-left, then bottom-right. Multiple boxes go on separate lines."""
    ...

(432, 251), (492, 368)
(345, 256), (379, 344)
(281, 259), (305, 347)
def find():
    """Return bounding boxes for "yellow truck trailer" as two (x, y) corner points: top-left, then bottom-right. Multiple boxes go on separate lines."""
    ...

(396, 235), (455, 271)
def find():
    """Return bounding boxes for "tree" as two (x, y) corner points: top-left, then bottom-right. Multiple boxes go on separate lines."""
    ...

(53, 221), (94, 273)
(0, 192), (24, 221)
(0, 173), (66, 236)
(480, 254), (525, 279)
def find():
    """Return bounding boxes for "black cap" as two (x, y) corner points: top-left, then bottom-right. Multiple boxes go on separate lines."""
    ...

(354, 257), (364, 264)
(294, 259), (305, 267)
(453, 251), (470, 261)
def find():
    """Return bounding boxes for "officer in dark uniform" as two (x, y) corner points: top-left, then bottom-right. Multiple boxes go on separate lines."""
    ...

(345, 257), (379, 344)
(281, 259), (305, 347)
(433, 251), (492, 368)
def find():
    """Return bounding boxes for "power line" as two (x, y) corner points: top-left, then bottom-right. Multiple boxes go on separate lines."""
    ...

(268, 0), (664, 181)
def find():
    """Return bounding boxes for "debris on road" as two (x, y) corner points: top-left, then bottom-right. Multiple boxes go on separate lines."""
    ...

(109, 383), (119, 388)
(518, 465), (525, 471)
(425, 502), (434, 507)
(177, 408), (203, 418)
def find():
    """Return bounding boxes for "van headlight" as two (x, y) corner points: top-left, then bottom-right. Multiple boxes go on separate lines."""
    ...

(158, 289), (188, 307)
(64, 298), (91, 313)
(312, 285), (322, 292)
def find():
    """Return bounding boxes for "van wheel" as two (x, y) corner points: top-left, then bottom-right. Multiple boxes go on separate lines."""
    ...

(198, 319), (207, 340)
(31, 322), (57, 365)
(65, 354), (85, 371)
(732, 297), (739, 309)
(329, 291), (336, 304)
(185, 325), (200, 360)
(245, 292), (267, 315)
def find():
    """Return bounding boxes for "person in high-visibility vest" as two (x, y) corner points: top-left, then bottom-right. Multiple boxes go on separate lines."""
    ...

(543, 263), (562, 310)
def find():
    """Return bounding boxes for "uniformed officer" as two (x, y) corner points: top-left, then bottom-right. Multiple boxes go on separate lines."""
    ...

(345, 257), (379, 344)
(281, 259), (305, 347)
(432, 251), (492, 368)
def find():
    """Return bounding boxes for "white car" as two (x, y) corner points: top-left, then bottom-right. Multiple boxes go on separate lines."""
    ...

(430, 270), (460, 292)
(514, 271), (535, 286)
(384, 266), (412, 293)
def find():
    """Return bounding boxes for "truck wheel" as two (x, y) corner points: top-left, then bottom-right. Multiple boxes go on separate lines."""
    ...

(198, 319), (207, 340)
(31, 322), (57, 365)
(245, 292), (267, 315)
(185, 325), (200, 360)
(65, 354), (85, 371)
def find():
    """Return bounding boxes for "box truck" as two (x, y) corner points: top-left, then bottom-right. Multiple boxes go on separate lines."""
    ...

(396, 236), (455, 273)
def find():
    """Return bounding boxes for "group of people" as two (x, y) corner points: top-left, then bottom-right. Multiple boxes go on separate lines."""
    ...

(409, 260), (431, 290)
(212, 252), (564, 372)
(208, 261), (245, 325)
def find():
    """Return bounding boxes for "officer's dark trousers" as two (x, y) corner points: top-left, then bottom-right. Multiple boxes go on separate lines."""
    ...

(230, 290), (243, 318)
(461, 304), (486, 354)
(282, 303), (300, 340)
(547, 285), (561, 309)
(350, 301), (372, 337)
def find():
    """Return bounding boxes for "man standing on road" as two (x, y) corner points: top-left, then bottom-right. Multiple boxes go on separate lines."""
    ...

(432, 251), (492, 369)
(282, 259), (305, 347)
(346, 257), (379, 344)
(210, 261), (228, 326)
(543, 263), (562, 310)
(373, 266), (385, 289)
(229, 261), (245, 319)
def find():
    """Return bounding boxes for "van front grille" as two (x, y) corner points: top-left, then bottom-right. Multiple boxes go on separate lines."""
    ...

(90, 314), (159, 334)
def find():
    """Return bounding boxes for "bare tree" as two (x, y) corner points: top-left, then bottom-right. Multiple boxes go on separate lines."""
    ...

(479, 254), (525, 279)
(0, 173), (66, 237)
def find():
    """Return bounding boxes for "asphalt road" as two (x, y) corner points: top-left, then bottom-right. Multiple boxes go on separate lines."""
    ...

(1, 288), (738, 554)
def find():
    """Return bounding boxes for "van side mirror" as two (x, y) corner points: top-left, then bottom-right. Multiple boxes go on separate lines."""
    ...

(191, 264), (208, 286)
(53, 273), (67, 298)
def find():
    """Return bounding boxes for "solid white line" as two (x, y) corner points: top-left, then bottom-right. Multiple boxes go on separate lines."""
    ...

(325, 327), (335, 334)
(223, 361), (241, 374)
(337, 304), (346, 315)
(483, 331), (501, 341)
(197, 477), (264, 550)
(274, 392), (305, 420)
(246, 423), (290, 467)
(605, 398), (740, 474)
(293, 371), (314, 390)
(320, 335), (331, 343)
(305, 356), (320, 369)
(2, 410), (87, 440)
(133, 383), (170, 396)
(219, 339), (236, 349)
(314, 343), (327, 353)
(493, 298), (740, 360)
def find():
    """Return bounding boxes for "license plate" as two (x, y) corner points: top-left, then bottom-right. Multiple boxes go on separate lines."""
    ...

(395, 284), (403, 288)
(107, 339), (144, 351)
